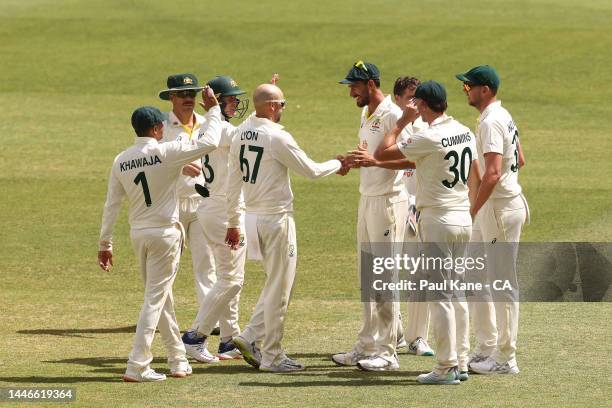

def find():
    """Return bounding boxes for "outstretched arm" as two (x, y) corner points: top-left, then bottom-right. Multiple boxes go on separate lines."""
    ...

(273, 132), (341, 179)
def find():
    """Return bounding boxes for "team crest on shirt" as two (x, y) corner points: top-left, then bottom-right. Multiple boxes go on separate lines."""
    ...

(404, 169), (414, 177)
(371, 118), (382, 131)
(400, 139), (412, 149)
(288, 244), (296, 257)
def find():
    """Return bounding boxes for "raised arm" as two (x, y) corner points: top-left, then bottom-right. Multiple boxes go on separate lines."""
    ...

(373, 102), (420, 162)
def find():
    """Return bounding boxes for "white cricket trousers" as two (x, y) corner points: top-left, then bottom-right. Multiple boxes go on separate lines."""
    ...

(192, 198), (246, 338)
(472, 194), (528, 365)
(127, 225), (188, 371)
(398, 234), (430, 343)
(238, 212), (297, 366)
(179, 196), (216, 305)
(418, 209), (471, 374)
(353, 193), (408, 359)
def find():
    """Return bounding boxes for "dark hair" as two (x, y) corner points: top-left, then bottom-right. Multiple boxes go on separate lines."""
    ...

(135, 128), (151, 137)
(427, 100), (448, 113)
(393, 76), (421, 96)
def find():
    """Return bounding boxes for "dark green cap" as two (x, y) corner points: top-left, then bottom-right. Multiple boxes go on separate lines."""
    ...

(339, 60), (380, 84)
(207, 76), (246, 97)
(159, 73), (205, 100)
(414, 81), (447, 106)
(131, 106), (166, 135)
(455, 65), (500, 90)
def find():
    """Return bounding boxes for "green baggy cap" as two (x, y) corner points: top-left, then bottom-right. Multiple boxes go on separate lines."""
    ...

(455, 65), (500, 90)
(131, 106), (166, 135)
(339, 60), (380, 84)
(414, 81), (447, 106)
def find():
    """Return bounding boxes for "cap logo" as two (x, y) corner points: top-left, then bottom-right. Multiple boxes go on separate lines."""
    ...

(183, 77), (194, 85)
(355, 60), (368, 71)
(230, 80), (238, 87)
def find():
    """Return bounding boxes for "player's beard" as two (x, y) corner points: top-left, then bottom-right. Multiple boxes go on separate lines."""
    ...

(356, 94), (369, 108)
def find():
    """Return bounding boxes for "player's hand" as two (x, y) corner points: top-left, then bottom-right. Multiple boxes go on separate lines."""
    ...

(225, 227), (241, 250)
(347, 143), (378, 168)
(269, 73), (280, 85)
(398, 100), (419, 127)
(182, 161), (202, 177)
(199, 86), (219, 111)
(98, 250), (113, 271)
(336, 155), (350, 176)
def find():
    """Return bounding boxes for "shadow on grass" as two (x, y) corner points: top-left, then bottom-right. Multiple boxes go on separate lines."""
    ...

(17, 326), (137, 339)
(43, 357), (165, 368)
(0, 376), (118, 383)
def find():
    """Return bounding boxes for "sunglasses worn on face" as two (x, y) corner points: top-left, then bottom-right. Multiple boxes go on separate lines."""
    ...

(173, 90), (197, 98)
(267, 99), (286, 108)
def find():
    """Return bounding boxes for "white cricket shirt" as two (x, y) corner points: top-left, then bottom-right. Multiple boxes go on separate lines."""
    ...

(398, 114), (477, 211)
(162, 110), (206, 200)
(99, 107), (222, 250)
(359, 95), (410, 197)
(477, 101), (522, 199)
(226, 115), (341, 227)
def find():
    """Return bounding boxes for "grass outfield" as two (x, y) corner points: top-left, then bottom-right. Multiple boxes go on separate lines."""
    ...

(1, 0), (611, 407)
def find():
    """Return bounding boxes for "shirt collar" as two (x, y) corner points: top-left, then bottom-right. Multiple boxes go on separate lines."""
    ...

(249, 115), (284, 130)
(363, 95), (393, 120)
(430, 113), (452, 127)
(479, 100), (502, 121)
(134, 137), (158, 145)
(167, 110), (203, 128)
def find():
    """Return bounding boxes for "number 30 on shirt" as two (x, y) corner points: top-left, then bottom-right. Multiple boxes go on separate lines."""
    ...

(442, 147), (472, 189)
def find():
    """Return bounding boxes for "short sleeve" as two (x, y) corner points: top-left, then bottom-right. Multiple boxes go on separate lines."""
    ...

(480, 120), (504, 155)
(397, 130), (432, 162)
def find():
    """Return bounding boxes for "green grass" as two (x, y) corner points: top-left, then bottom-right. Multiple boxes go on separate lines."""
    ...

(1, 0), (611, 406)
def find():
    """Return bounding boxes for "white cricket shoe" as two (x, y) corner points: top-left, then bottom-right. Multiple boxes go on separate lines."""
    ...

(469, 357), (520, 375)
(259, 357), (305, 373)
(331, 351), (367, 366)
(232, 335), (262, 369)
(408, 337), (434, 356)
(122, 367), (166, 383)
(357, 355), (400, 372)
(169, 361), (193, 378)
(417, 367), (460, 385)
(184, 343), (220, 363)
(468, 352), (489, 367)
(397, 334), (408, 349)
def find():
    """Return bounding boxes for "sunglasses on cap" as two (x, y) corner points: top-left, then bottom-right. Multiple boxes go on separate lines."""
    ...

(172, 90), (198, 98)
(267, 99), (286, 108)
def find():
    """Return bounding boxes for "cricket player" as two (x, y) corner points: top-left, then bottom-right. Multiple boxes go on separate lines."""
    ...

(97, 93), (222, 382)
(332, 61), (413, 372)
(456, 65), (529, 375)
(159, 73), (217, 327)
(226, 83), (343, 372)
(392, 76), (434, 357)
(374, 81), (481, 384)
(180, 75), (251, 362)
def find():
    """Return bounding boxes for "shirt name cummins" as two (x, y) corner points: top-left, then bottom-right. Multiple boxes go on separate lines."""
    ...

(441, 132), (471, 148)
